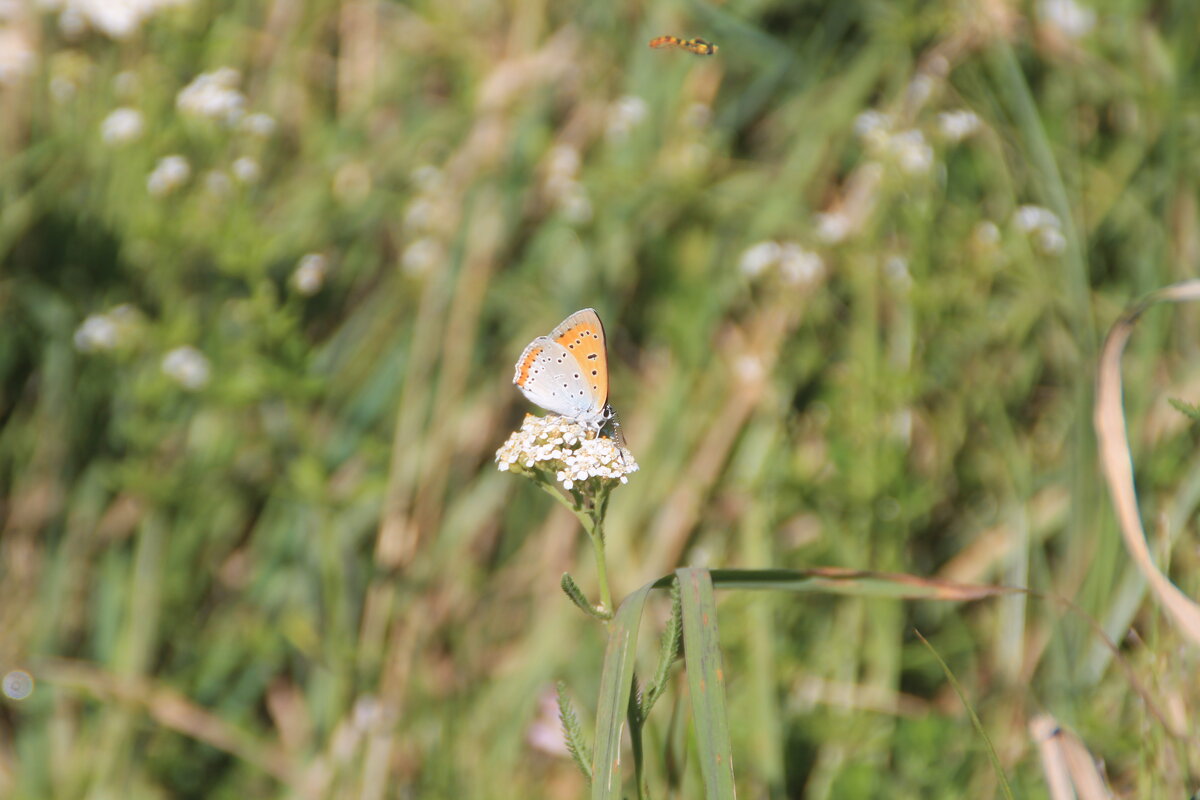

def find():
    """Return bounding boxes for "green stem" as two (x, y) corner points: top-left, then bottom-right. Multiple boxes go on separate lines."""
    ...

(586, 509), (613, 615)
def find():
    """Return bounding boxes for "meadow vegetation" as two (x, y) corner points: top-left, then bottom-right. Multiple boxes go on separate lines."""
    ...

(1, 0), (1199, 797)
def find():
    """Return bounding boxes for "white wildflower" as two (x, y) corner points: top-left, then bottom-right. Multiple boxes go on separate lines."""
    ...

(231, 156), (261, 184)
(147, 155), (190, 196)
(403, 197), (435, 232)
(778, 244), (824, 286)
(74, 304), (142, 352)
(905, 74), (935, 109)
(607, 95), (648, 140)
(1039, 0), (1096, 39)
(1037, 226), (1067, 255)
(937, 110), (982, 142)
(892, 129), (933, 174)
(161, 345), (211, 390)
(57, 7), (86, 38)
(973, 220), (1001, 245)
(1, 670), (33, 701)
(495, 414), (638, 491)
(1013, 205), (1060, 233)
(291, 253), (329, 295)
(739, 241), (781, 278)
(854, 110), (892, 139)
(100, 107), (144, 144)
(241, 112), (276, 137)
(176, 68), (245, 125)
(815, 210), (852, 244)
(74, 314), (119, 352)
(1013, 205), (1067, 255)
(55, 0), (190, 41)
(401, 238), (442, 276)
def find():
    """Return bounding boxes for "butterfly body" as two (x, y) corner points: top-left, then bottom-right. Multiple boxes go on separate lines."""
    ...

(513, 308), (615, 436)
(649, 35), (718, 55)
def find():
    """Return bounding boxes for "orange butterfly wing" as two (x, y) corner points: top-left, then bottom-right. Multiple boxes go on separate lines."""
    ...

(549, 308), (609, 409)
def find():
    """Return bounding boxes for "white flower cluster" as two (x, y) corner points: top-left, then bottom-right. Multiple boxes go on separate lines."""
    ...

(1039, 0), (1096, 39)
(853, 110), (934, 175)
(937, 110), (982, 143)
(73, 304), (141, 352)
(543, 144), (591, 223)
(176, 67), (245, 125)
(50, 0), (191, 41)
(100, 107), (144, 144)
(401, 165), (448, 277)
(739, 241), (825, 287)
(606, 95), (648, 141)
(147, 154), (190, 196)
(161, 345), (211, 390)
(291, 253), (329, 295)
(1013, 204), (1067, 255)
(495, 414), (638, 491)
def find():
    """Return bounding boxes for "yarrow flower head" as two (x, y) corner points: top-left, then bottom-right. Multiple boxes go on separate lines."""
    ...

(161, 345), (211, 390)
(73, 304), (142, 352)
(101, 107), (144, 144)
(496, 414), (637, 494)
(147, 155), (190, 196)
(176, 67), (245, 125)
(1012, 204), (1067, 255)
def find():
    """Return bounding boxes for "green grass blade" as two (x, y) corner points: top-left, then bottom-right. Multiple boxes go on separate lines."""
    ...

(914, 629), (1015, 800)
(677, 568), (736, 800)
(706, 568), (1018, 601)
(591, 582), (654, 800)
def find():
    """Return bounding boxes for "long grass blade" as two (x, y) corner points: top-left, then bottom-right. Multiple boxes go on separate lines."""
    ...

(591, 582), (654, 800)
(914, 630), (1015, 800)
(677, 568), (736, 800)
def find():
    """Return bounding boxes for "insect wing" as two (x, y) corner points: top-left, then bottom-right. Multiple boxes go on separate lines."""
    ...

(548, 308), (609, 412)
(513, 336), (603, 419)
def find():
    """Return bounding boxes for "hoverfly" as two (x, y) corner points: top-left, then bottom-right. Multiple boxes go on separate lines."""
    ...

(649, 36), (718, 55)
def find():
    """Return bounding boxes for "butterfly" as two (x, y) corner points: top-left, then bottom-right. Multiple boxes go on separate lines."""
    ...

(513, 308), (619, 438)
(649, 35), (719, 55)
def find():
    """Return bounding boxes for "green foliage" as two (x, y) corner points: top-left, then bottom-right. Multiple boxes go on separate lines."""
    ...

(1169, 397), (1200, 424)
(556, 681), (593, 784)
(1, 0), (1199, 797)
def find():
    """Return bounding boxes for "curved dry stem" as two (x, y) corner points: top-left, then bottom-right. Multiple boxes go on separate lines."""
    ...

(1093, 279), (1200, 646)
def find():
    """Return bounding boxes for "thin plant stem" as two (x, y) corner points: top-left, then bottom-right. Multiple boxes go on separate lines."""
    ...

(583, 508), (614, 615)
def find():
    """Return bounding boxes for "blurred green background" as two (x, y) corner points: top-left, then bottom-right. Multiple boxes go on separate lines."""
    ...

(2, 0), (1199, 796)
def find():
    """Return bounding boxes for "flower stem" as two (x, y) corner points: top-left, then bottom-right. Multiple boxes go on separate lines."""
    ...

(585, 509), (613, 616)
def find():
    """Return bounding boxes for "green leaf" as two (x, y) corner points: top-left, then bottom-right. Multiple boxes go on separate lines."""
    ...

(1169, 397), (1200, 423)
(590, 582), (654, 800)
(562, 572), (610, 620)
(642, 576), (682, 718)
(556, 681), (592, 783)
(677, 568), (736, 800)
